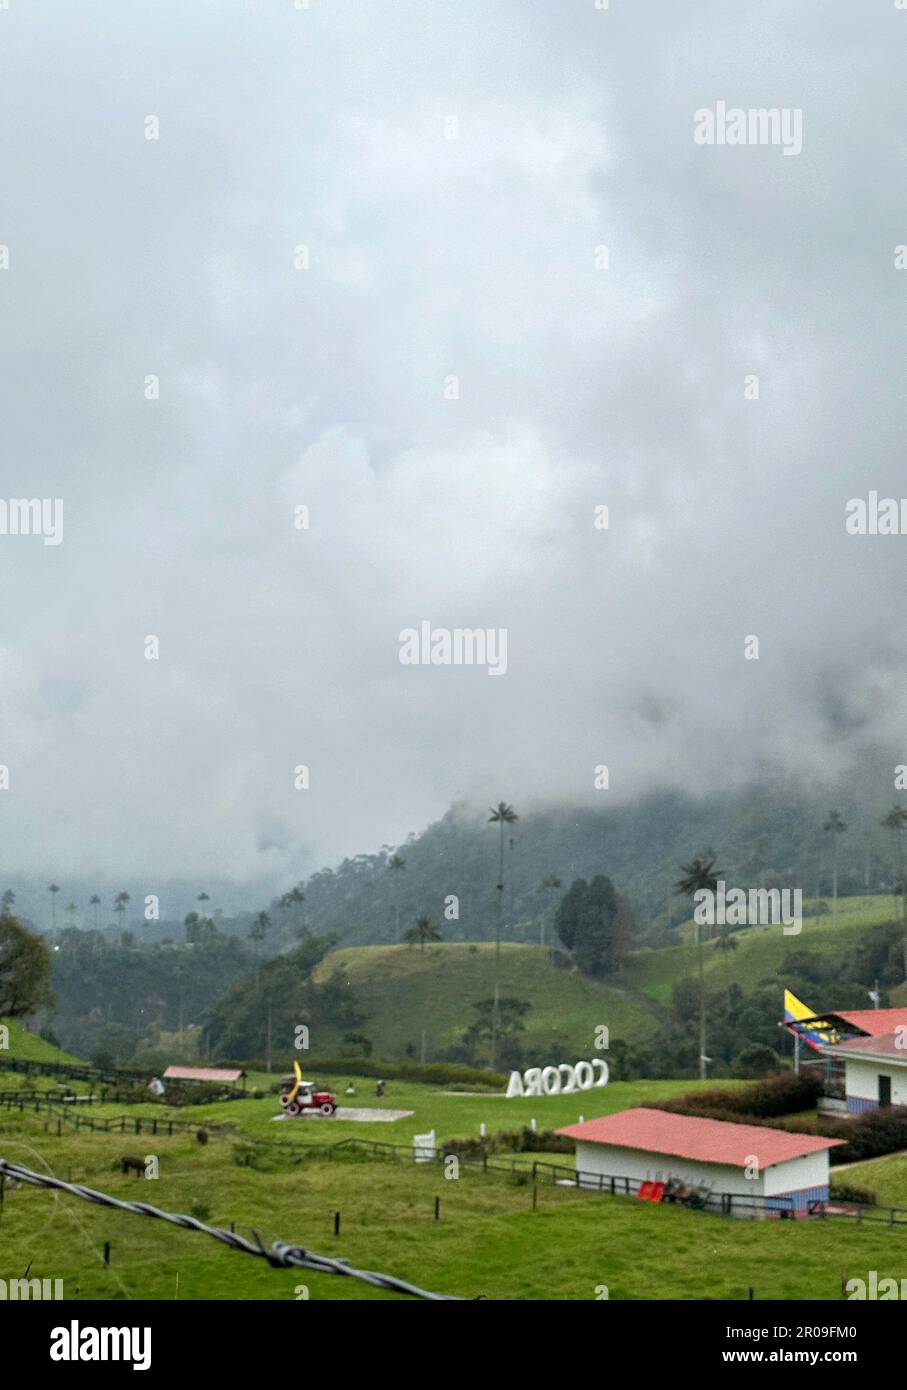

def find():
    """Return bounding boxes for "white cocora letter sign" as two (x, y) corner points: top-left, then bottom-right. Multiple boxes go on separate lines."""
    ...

(505, 1059), (609, 1098)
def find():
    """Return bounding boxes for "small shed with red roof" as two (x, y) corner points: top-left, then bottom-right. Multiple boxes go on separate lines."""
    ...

(557, 1108), (844, 1215)
(163, 1065), (246, 1088)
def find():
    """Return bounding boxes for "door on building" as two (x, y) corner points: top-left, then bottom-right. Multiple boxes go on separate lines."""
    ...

(879, 1075), (892, 1108)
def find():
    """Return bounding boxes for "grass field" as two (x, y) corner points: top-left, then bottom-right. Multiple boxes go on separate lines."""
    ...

(2, 896), (905, 1300)
(0, 1075), (743, 1146)
(3, 1098), (906, 1301)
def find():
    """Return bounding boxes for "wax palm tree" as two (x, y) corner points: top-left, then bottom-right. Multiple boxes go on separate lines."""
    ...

(89, 894), (101, 929)
(537, 874), (562, 947)
(675, 856), (721, 1081)
(1, 889), (15, 918)
(881, 805), (907, 975)
(881, 806), (907, 918)
(387, 853), (406, 943)
(65, 901), (77, 928)
(197, 891), (210, 912)
(48, 883), (60, 931)
(250, 910), (270, 950)
(278, 885), (306, 941)
(114, 891), (130, 930)
(488, 803), (518, 961)
(823, 811), (846, 916)
(404, 914), (442, 953)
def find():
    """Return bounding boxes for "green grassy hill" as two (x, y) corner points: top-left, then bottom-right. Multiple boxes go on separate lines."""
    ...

(303, 895), (901, 1065)
(625, 894), (901, 1007)
(311, 941), (663, 1060)
(0, 1018), (83, 1066)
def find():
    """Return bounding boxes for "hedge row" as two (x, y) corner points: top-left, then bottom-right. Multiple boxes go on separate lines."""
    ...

(440, 1127), (572, 1159)
(659, 1072), (823, 1119)
(219, 1057), (508, 1089)
(820, 1105), (907, 1166)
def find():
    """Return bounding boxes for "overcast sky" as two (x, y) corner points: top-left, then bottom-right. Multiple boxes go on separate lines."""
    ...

(1, 0), (905, 899)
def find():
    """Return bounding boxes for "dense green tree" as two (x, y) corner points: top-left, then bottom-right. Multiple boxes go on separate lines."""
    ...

(0, 915), (53, 1018)
(731, 1044), (784, 1079)
(554, 874), (632, 977)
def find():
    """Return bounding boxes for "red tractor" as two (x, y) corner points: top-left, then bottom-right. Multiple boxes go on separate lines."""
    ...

(279, 1061), (337, 1117)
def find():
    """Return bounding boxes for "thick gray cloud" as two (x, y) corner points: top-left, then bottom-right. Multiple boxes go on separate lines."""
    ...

(0, 0), (904, 898)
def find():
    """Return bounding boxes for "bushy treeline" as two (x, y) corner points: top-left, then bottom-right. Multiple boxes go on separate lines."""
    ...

(660, 1071), (823, 1119)
(36, 925), (255, 1066)
(230, 1057), (508, 1089)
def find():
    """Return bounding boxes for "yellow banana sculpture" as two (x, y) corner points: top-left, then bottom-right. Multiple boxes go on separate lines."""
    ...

(286, 1059), (304, 1104)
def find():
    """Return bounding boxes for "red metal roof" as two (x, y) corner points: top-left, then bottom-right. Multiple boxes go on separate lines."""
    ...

(829, 1009), (907, 1037)
(162, 1066), (244, 1082)
(556, 1108), (845, 1168)
(826, 1031), (907, 1061)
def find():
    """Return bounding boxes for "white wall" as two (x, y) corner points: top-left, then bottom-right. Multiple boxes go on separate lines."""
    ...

(845, 1058), (907, 1105)
(574, 1141), (764, 1200)
(762, 1151), (829, 1197)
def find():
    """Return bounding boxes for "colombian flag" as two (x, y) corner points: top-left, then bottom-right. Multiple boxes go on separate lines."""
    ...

(783, 989), (839, 1052)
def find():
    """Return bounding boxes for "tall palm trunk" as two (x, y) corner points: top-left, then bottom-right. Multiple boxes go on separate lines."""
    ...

(697, 921), (706, 1081)
(496, 820), (505, 961)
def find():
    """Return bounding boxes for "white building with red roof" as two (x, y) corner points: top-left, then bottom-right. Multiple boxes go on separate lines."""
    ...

(557, 1108), (844, 1216)
(822, 1031), (907, 1115)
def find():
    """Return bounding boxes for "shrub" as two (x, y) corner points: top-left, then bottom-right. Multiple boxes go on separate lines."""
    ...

(730, 1045), (784, 1080)
(440, 1127), (571, 1158)
(824, 1106), (907, 1165)
(829, 1180), (876, 1205)
(661, 1071), (822, 1120)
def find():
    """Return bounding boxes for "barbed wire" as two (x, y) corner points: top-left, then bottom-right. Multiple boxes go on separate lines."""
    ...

(0, 1156), (460, 1301)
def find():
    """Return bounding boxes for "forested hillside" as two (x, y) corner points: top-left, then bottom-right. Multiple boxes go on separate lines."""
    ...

(269, 773), (906, 949)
